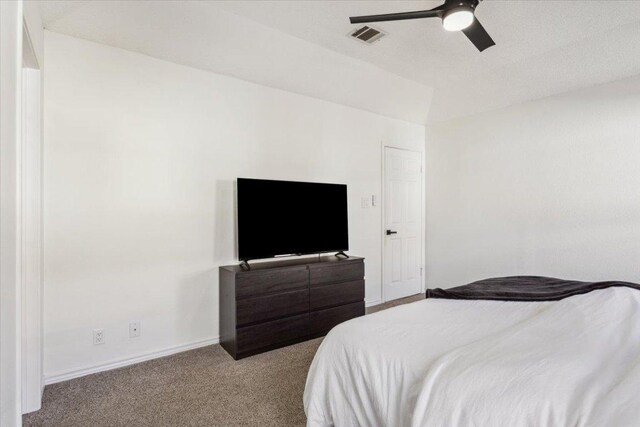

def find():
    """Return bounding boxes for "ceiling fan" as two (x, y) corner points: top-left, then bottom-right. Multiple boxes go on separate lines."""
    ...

(349, 0), (495, 52)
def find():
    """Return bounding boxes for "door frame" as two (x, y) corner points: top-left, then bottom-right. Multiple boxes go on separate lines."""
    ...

(21, 21), (44, 414)
(381, 146), (425, 303)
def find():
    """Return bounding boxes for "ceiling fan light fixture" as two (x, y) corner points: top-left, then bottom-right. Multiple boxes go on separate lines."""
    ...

(348, 0), (495, 52)
(442, 6), (474, 32)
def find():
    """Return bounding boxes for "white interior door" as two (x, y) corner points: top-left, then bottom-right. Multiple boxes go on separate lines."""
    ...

(383, 147), (423, 302)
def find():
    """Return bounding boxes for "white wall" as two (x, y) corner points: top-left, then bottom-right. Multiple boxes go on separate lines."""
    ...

(43, 32), (425, 381)
(426, 75), (640, 289)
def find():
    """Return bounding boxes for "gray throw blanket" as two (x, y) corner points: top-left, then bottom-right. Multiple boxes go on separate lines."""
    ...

(426, 276), (640, 301)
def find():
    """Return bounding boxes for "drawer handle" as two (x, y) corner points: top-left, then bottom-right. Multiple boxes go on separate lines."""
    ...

(386, 230), (398, 235)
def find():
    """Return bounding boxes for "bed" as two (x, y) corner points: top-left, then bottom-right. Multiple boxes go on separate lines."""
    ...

(303, 276), (640, 427)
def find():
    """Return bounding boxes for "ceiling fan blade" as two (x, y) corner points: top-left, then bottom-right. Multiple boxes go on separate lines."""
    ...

(350, 9), (441, 24)
(461, 18), (495, 52)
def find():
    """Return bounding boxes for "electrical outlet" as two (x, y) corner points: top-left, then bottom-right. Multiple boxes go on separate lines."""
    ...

(129, 321), (141, 338)
(93, 329), (105, 345)
(361, 197), (370, 209)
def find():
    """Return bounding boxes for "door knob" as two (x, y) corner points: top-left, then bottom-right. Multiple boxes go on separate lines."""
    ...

(386, 230), (398, 235)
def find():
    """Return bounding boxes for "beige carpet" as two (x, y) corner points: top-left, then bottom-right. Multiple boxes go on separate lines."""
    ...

(24, 294), (424, 427)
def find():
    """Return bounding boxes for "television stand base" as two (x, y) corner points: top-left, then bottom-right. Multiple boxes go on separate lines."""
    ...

(334, 251), (349, 259)
(239, 260), (251, 271)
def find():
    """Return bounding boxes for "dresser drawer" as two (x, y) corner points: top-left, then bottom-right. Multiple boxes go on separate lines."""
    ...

(309, 261), (364, 286)
(309, 301), (364, 337)
(236, 267), (308, 299)
(236, 313), (308, 354)
(310, 279), (364, 311)
(236, 289), (309, 327)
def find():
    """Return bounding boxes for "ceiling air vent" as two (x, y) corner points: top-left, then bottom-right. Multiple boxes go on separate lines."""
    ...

(348, 26), (386, 44)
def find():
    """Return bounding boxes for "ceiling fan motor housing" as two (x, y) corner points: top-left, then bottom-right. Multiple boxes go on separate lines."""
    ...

(444, 0), (479, 9)
(442, 1), (478, 32)
(442, 0), (478, 17)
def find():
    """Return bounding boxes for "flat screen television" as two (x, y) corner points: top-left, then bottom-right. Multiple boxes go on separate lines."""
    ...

(237, 178), (348, 261)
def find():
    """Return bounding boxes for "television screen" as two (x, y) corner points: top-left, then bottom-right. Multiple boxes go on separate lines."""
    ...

(237, 178), (348, 260)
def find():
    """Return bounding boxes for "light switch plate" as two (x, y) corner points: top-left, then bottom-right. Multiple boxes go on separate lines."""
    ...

(361, 197), (370, 208)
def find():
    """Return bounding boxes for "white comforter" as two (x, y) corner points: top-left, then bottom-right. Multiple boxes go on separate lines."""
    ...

(304, 287), (640, 427)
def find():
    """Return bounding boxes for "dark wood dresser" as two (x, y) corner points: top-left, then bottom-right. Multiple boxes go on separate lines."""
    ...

(219, 256), (365, 359)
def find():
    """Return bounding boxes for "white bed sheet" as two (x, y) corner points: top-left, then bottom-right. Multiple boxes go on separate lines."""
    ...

(303, 287), (640, 427)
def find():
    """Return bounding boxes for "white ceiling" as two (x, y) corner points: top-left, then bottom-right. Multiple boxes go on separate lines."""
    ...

(39, 1), (640, 124)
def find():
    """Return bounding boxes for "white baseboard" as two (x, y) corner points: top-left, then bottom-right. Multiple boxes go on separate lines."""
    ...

(365, 299), (382, 307)
(44, 336), (219, 385)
